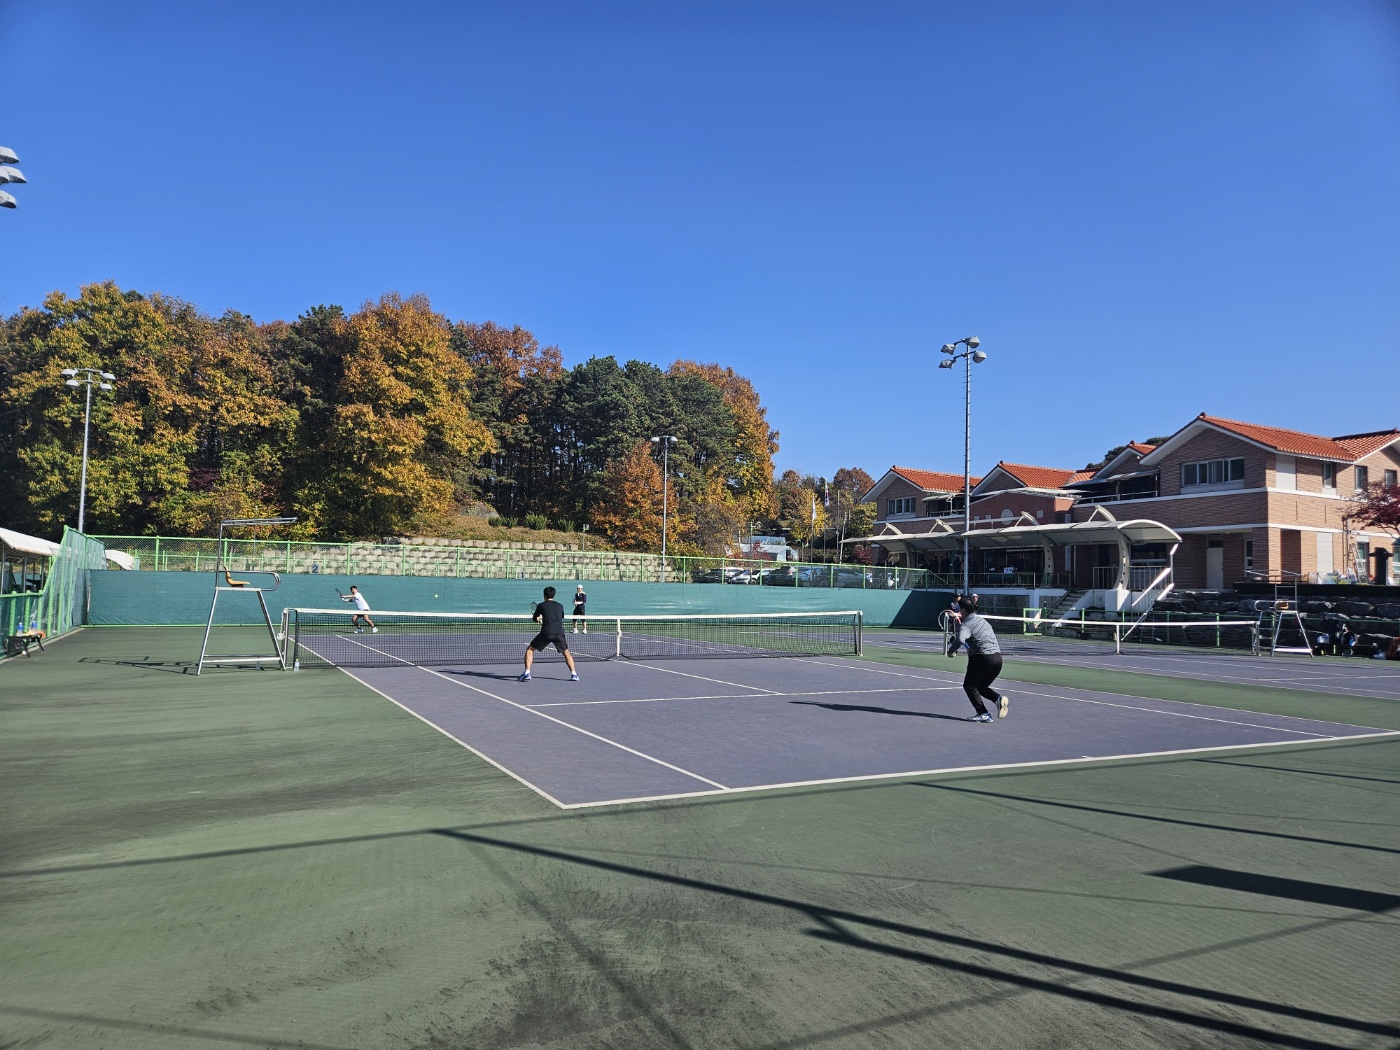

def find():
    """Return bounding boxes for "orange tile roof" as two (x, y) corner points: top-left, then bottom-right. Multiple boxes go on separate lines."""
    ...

(1067, 470), (1096, 484)
(994, 462), (1079, 489)
(891, 466), (980, 491)
(1197, 414), (1396, 461)
(1127, 442), (1158, 454)
(1333, 429), (1400, 459)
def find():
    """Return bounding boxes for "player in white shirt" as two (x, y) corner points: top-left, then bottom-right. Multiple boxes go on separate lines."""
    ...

(340, 585), (378, 633)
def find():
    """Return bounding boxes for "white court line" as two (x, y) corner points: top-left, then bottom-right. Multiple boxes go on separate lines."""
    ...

(815, 653), (1395, 734)
(332, 635), (730, 792)
(1011, 688), (1346, 737)
(544, 730), (1400, 810)
(527, 684), (960, 709)
(332, 666), (570, 808)
(866, 639), (1400, 698)
(611, 659), (784, 695)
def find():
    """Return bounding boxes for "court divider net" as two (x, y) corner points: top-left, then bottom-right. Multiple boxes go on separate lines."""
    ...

(281, 608), (864, 668)
(945, 612), (1263, 657)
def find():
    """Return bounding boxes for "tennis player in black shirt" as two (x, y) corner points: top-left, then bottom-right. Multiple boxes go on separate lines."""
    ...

(519, 586), (580, 682)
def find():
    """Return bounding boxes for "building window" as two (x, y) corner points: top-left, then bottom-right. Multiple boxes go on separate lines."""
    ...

(1355, 466), (1369, 492)
(886, 496), (915, 516)
(1245, 540), (1254, 570)
(1182, 458), (1246, 489)
(1385, 469), (1397, 488)
(1322, 462), (1337, 492)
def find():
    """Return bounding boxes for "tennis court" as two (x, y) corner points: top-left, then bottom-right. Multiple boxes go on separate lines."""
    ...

(293, 612), (1395, 808)
(7, 620), (1400, 1050)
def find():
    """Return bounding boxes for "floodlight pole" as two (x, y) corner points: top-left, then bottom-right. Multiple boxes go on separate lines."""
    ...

(61, 367), (117, 533)
(938, 338), (986, 596)
(651, 435), (677, 576)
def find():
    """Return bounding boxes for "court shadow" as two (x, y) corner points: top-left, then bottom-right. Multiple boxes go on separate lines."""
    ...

(77, 657), (196, 675)
(433, 828), (1393, 1050)
(789, 700), (969, 722)
(437, 667), (529, 682)
(1149, 864), (1400, 913)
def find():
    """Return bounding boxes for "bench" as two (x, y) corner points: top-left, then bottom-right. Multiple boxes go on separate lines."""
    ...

(4, 629), (46, 657)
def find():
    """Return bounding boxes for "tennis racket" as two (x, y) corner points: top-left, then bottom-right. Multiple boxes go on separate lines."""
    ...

(335, 588), (345, 598)
(529, 600), (538, 614)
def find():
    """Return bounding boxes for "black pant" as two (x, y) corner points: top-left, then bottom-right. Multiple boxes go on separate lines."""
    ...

(963, 653), (1004, 715)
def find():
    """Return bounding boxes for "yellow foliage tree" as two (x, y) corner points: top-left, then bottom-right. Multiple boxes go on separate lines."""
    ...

(591, 439), (663, 551)
(309, 293), (495, 538)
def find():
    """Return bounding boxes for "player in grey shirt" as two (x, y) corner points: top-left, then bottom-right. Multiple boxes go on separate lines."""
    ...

(947, 596), (1009, 722)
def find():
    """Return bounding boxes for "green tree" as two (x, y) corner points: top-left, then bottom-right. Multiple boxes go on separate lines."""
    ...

(0, 283), (199, 534)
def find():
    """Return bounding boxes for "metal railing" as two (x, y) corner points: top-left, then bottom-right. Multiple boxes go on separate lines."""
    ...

(92, 536), (943, 591)
(1093, 564), (1169, 590)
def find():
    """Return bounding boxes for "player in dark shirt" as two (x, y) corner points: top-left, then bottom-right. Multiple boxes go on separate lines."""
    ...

(520, 586), (580, 682)
(572, 584), (588, 633)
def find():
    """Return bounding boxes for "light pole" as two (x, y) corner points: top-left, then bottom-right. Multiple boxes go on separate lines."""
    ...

(938, 337), (986, 596)
(650, 436), (677, 572)
(61, 367), (117, 533)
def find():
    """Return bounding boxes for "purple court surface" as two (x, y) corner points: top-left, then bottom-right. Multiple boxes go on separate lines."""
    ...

(866, 630), (1400, 701)
(324, 649), (1397, 809)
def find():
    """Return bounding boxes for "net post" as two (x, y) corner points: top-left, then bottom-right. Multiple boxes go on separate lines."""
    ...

(614, 617), (623, 659)
(855, 611), (863, 655)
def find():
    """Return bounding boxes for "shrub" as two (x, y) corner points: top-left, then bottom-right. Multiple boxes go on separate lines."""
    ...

(524, 512), (548, 531)
(488, 516), (503, 527)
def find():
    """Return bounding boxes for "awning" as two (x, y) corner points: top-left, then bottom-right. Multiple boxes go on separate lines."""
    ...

(845, 508), (1181, 555)
(105, 549), (136, 570)
(0, 527), (62, 558)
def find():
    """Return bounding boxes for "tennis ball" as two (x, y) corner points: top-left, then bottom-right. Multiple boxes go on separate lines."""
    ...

(434, 594), (439, 598)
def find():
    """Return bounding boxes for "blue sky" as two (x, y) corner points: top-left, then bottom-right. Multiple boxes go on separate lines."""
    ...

(3, 1), (1397, 478)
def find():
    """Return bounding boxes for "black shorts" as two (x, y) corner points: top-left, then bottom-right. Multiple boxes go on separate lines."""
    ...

(573, 606), (586, 616)
(530, 632), (568, 653)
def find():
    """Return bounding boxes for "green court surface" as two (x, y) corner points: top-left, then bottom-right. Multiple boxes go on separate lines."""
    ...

(3, 627), (1398, 1049)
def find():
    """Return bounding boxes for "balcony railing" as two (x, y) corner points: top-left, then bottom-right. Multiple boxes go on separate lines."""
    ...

(1075, 484), (1159, 504)
(1093, 564), (1169, 590)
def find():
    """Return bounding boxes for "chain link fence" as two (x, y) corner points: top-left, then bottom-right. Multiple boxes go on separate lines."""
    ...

(93, 536), (940, 591)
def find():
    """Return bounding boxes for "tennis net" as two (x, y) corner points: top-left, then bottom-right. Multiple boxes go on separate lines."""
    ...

(943, 612), (1261, 657)
(282, 608), (863, 668)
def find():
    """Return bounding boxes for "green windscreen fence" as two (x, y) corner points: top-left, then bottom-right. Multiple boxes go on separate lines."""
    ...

(1, 528), (108, 646)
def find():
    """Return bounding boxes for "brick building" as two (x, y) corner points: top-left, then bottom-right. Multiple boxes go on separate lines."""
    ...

(1068, 414), (1400, 588)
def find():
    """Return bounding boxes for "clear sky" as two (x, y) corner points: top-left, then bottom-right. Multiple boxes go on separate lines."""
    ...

(3, 1), (1397, 479)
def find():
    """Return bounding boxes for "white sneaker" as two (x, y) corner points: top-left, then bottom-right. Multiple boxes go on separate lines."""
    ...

(998, 694), (1009, 718)
(355, 627), (363, 634)
(570, 672), (580, 681)
(573, 628), (578, 634)
(371, 627), (379, 634)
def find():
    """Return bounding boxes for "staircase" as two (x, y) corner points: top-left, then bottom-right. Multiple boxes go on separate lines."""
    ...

(1040, 588), (1089, 621)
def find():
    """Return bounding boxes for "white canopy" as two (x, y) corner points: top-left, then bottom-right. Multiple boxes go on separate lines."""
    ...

(105, 549), (136, 570)
(0, 527), (62, 558)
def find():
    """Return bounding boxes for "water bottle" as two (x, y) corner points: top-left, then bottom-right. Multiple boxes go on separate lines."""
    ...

(29, 615), (38, 633)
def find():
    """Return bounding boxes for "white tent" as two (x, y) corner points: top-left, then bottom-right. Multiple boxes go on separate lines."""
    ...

(0, 527), (62, 557)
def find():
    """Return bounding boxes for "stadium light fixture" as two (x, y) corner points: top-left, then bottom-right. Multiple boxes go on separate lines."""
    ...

(60, 366), (118, 533)
(939, 337), (987, 595)
(0, 147), (22, 208)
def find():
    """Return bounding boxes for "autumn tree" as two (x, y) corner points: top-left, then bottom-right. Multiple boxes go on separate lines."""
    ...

(1350, 483), (1400, 539)
(668, 361), (777, 519)
(591, 439), (663, 550)
(303, 293), (494, 538)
